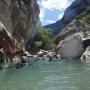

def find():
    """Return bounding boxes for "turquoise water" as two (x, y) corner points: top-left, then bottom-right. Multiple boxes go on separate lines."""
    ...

(0, 59), (90, 90)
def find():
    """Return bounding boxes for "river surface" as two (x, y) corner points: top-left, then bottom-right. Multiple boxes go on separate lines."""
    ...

(0, 59), (90, 90)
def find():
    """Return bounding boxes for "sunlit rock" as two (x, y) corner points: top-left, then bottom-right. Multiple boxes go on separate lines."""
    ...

(57, 34), (84, 59)
(81, 46), (90, 63)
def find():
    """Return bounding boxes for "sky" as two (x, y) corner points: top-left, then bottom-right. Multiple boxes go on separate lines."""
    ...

(37, 0), (75, 26)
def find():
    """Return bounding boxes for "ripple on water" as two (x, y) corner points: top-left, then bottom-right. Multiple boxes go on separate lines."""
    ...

(0, 59), (90, 90)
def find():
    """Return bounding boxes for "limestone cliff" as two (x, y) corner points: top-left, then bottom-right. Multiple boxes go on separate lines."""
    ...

(0, 0), (12, 33)
(0, 0), (40, 48)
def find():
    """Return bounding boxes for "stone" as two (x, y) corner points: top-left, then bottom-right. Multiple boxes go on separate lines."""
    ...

(81, 46), (90, 63)
(12, 56), (21, 64)
(57, 34), (84, 59)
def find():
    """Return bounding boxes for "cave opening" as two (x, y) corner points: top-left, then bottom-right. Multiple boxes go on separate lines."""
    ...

(83, 39), (90, 49)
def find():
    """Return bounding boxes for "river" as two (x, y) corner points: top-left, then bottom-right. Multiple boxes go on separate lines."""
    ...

(0, 59), (90, 90)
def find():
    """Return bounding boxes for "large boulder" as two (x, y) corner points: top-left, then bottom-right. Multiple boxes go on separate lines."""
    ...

(57, 34), (84, 59)
(81, 46), (90, 63)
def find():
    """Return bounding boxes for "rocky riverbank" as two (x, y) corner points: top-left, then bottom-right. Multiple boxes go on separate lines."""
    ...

(55, 31), (90, 62)
(0, 0), (90, 68)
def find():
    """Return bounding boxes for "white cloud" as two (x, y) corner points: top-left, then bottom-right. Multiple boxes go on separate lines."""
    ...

(58, 13), (64, 19)
(46, 20), (56, 24)
(37, 0), (73, 25)
(41, 0), (71, 11)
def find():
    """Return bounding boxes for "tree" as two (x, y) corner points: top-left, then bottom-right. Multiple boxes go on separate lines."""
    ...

(34, 27), (55, 50)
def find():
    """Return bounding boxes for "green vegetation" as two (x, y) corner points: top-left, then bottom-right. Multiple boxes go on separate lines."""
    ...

(57, 6), (90, 44)
(76, 10), (90, 24)
(76, 8), (90, 34)
(34, 28), (55, 50)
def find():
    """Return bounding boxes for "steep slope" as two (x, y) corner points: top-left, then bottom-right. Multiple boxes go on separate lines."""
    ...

(45, 0), (90, 34)
(0, 0), (40, 47)
(0, 0), (12, 33)
(56, 6), (90, 44)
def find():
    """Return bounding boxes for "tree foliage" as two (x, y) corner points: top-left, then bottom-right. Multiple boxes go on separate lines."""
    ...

(34, 27), (55, 50)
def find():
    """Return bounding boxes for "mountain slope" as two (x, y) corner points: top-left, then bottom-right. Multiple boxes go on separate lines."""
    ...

(45, 0), (90, 34)
(55, 6), (90, 44)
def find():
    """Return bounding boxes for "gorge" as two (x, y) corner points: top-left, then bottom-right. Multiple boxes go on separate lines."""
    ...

(0, 0), (90, 64)
(0, 0), (90, 90)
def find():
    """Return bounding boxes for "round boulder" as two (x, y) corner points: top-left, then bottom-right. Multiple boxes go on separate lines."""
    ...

(57, 34), (84, 59)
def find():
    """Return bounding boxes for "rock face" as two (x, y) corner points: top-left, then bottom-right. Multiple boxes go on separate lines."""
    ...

(81, 46), (90, 63)
(0, 20), (29, 64)
(57, 34), (84, 59)
(45, 0), (90, 34)
(55, 21), (87, 44)
(0, 0), (12, 33)
(0, 0), (40, 47)
(0, 21), (17, 56)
